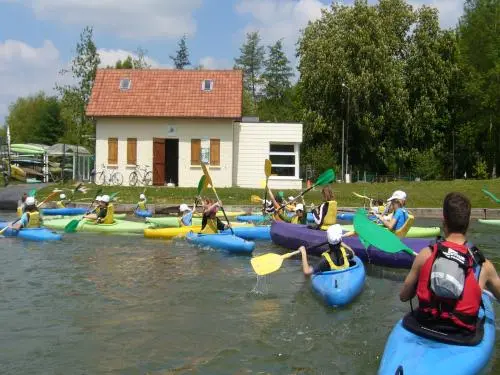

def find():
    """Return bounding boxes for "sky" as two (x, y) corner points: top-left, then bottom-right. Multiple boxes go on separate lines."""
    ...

(0, 0), (466, 122)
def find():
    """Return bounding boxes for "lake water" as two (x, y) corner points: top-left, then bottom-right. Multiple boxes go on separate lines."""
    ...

(0, 216), (498, 374)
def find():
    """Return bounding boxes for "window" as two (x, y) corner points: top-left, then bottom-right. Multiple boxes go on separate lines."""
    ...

(201, 79), (213, 91)
(191, 138), (220, 165)
(191, 139), (201, 165)
(119, 78), (131, 90)
(269, 143), (297, 177)
(108, 138), (118, 164)
(127, 138), (137, 165)
(210, 139), (220, 166)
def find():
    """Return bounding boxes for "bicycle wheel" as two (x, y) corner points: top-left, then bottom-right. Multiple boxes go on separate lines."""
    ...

(96, 171), (106, 186)
(129, 171), (139, 186)
(111, 171), (123, 186)
(143, 171), (152, 186)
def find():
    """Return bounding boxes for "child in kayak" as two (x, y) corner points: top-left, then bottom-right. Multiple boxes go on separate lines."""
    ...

(200, 200), (229, 234)
(376, 190), (409, 231)
(311, 186), (337, 228)
(56, 193), (68, 208)
(17, 193), (28, 217)
(179, 203), (194, 227)
(299, 224), (355, 276)
(400, 192), (500, 336)
(84, 195), (114, 224)
(136, 194), (147, 211)
(13, 196), (42, 229)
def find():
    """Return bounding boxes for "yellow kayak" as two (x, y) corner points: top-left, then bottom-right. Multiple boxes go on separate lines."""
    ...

(144, 222), (254, 240)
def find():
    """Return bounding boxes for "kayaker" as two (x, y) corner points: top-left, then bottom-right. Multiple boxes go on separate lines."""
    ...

(200, 201), (229, 234)
(311, 186), (337, 228)
(266, 188), (290, 221)
(298, 224), (355, 276)
(369, 198), (386, 215)
(56, 193), (68, 208)
(84, 195), (114, 224)
(179, 203), (194, 227)
(136, 193), (147, 211)
(17, 193), (28, 217)
(400, 192), (500, 335)
(278, 203), (307, 224)
(376, 190), (409, 231)
(12, 196), (42, 229)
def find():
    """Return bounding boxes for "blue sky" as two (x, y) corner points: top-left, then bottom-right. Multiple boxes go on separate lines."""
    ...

(0, 0), (465, 122)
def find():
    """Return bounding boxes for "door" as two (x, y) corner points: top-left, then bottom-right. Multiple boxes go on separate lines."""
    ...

(153, 138), (165, 185)
(165, 139), (179, 185)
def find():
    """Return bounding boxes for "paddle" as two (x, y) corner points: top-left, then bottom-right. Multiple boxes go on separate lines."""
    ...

(353, 208), (417, 256)
(276, 169), (336, 212)
(70, 182), (83, 200)
(482, 188), (500, 204)
(251, 195), (262, 203)
(64, 188), (102, 233)
(353, 192), (372, 200)
(251, 241), (329, 276)
(28, 189), (36, 197)
(201, 162), (234, 235)
(263, 159), (272, 213)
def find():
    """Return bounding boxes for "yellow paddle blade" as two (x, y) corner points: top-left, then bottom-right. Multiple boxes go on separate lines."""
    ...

(265, 159), (272, 178)
(251, 195), (262, 203)
(201, 163), (213, 187)
(260, 179), (266, 188)
(251, 253), (285, 276)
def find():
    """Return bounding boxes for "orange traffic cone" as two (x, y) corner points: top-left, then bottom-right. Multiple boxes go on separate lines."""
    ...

(307, 179), (312, 189)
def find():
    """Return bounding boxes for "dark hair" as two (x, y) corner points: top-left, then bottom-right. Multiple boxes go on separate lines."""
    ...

(443, 192), (471, 234)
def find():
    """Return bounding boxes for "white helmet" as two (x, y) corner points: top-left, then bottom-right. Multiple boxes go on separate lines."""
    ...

(60, 193), (66, 200)
(327, 224), (343, 245)
(179, 203), (189, 212)
(25, 196), (36, 206)
(95, 196), (102, 202)
(295, 203), (304, 212)
(140, 193), (146, 200)
(101, 195), (110, 203)
(288, 196), (295, 201)
(387, 190), (407, 202)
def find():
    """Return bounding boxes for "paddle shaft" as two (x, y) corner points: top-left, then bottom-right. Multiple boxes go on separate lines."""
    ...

(209, 185), (234, 235)
(276, 184), (316, 213)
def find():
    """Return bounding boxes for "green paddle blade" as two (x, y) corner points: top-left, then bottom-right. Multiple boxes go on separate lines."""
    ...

(197, 175), (207, 195)
(353, 208), (416, 256)
(109, 192), (119, 200)
(314, 169), (336, 186)
(482, 188), (500, 203)
(28, 189), (36, 197)
(64, 219), (81, 233)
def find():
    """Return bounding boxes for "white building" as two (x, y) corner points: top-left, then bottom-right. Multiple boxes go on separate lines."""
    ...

(87, 69), (302, 189)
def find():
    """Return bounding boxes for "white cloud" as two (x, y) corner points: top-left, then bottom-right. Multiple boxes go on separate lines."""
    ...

(97, 49), (161, 68)
(198, 56), (232, 70)
(0, 39), (65, 121)
(410, 0), (464, 28)
(16, 0), (203, 39)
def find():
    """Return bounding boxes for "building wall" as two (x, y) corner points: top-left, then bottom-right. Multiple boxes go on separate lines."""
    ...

(95, 117), (234, 187)
(234, 122), (303, 189)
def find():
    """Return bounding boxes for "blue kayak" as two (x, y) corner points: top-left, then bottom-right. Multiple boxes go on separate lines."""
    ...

(135, 209), (153, 218)
(311, 256), (365, 306)
(1, 226), (61, 241)
(185, 232), (255, 254)
(237, 213), (315, 223)
(222, 226), (271, 241)
(41, 207), (87, 216)
(378, 292), (495, 375)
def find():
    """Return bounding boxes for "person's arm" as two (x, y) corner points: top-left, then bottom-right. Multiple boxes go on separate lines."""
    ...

(12, 214), (27, 230)
(299, 246), (314, 276)
(340, 241), (355, 258)
(313, 202), (326, 225)
(378, 210), (399, 230)
(266, 187), (280, 210)
(480, 260), (500, 301)
(400, 248), (430, 301)
(216, 217), (227, 231)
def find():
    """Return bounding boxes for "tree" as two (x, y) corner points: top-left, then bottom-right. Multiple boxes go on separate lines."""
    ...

(234, 31), (265, 102)
(170, 35), (190, 69)
(115, 56), (134, 69)
(261, 40), (294, 100)
(6, 92), (65, 144)
(132, 47), (151, 69)
(56, 26), (100, 150)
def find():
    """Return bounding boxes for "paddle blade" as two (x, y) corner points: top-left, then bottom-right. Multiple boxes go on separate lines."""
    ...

(28, 189), (36, 197)
(353, 209), (415, 256)
(251, 195), (262, 203)
(264, 159), (272, 178)
(64, 219), (80, 233)
(109, 192), (119, 200)
(197, 175), (207, 195)
(315, 169), (336, 186)
(201, 163), (213, 187)
(251, 253), (284, 276)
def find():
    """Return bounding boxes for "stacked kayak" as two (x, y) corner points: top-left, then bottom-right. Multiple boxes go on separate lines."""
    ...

(271, 221), (427, 268)
(311, 256), (365, 306)
(144, 222), (252, 239)
(146, 216), (203, 228)
(44, 218), (151, 234)
(135, 209), (153, 218)
(41, 207), (88, 216)
(378, 292), (495, 375)
(340, 224), (440, 238)
(0, 222), (61, 241)
(186, 232), (255, 254)
(221, 225), (271, 241)
(478, 219), (500, 226)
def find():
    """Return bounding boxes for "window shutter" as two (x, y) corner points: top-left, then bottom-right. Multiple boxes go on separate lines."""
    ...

(210, 139), (220, 166)
(191, 139), (201, 165)
(127, 138), (137, 165)
(108, 138), (118, 164)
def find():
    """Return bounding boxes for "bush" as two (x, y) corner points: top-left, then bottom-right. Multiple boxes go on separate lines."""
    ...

(473, 158), (488, 179)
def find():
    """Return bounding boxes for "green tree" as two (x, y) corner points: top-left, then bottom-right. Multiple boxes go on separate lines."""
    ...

(56, 26), (100, 150)
(261, 40), (293, 100)
(170, 35), (190, 69)
(115, 56), (134, 69)
(234, 31), (265, 103)
(6, 92), (64, 144)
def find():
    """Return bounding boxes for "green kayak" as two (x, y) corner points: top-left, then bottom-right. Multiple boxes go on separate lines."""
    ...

(43, 213), (126, 221)
(340, 224), (440, 238)
(478, 219), (500, 226)
(146, 216), (203, 227)
(44, 218), (151, 233)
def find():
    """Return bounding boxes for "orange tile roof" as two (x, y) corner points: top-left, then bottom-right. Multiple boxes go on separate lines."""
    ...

(86, 69), (243, 119)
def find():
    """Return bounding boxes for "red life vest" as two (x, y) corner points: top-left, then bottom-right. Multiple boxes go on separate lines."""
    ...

(416, 240), (482, 332)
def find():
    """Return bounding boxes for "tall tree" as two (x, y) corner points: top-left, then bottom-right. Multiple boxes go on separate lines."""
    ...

(170, 35), (191, 69)
(112, 48), (152, 69)
(56, 26), (100, 150)
(234, 31), (265, 102)
(114, 56), (134, 69)
(261, 40), (294, 100)
(6, 92), (65, 144)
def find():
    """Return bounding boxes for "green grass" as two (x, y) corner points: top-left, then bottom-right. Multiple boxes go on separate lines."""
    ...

(35, 179), (500, 208)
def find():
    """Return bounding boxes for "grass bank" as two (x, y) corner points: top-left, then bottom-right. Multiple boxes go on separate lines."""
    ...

(35, 179), (500, 208)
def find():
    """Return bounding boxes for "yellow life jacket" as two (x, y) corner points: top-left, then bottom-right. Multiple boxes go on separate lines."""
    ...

(395, 214), (415, 238)
(201, 217), (219, 234)
(137, 201), (147, 211)
(56, 201), (65, 208)
(102, 204), (114, 224)
(291, 215), (300, 224)
(322, 200), (337, 226)
(26, 211), (41, 228)
(17, 206), (23, 217)
(321, 246), (349, 270)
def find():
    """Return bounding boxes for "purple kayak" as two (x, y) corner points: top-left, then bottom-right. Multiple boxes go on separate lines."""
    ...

(270, 221), (429, 269)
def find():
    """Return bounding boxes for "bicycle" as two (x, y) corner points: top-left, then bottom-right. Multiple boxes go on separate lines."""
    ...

(96, 164), (123, 186)
(129, 165), (152, 186)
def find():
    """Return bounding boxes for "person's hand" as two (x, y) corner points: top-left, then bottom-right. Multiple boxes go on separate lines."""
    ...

(217, 200), (222, 207)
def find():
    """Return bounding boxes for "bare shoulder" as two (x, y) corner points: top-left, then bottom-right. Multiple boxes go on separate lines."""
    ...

(415, 247), (432, 264)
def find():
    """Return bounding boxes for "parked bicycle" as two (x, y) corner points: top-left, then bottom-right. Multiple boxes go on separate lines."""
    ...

(95, 164), (124, 186)
(129, 165), (152, 186)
